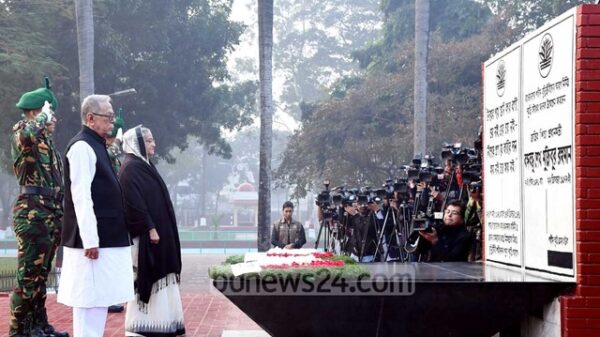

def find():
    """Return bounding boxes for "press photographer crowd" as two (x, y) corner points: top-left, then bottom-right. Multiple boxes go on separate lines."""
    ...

(302, 133), (484, 263)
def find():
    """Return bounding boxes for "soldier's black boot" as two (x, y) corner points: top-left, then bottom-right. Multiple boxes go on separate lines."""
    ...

(33, 308), (69, 337)
(8, 327), (31, 337)
(40, 324), (69, 337)
(7, 326), (31, 336)
(108, 303), (124, 313)
(30, 326), (46, 337)
(9, 314), (33, 337)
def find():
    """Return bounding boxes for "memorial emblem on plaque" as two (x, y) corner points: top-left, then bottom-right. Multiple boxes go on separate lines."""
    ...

(538, 33), (553, 78)
(496, 60), (506, 97)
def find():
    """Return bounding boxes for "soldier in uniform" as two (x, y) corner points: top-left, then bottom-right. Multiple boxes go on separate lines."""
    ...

(271, 201), (306, 249)
(9, 79), (69, 337)
(105, 109), (126, 314)
(106, 108), (125, 174)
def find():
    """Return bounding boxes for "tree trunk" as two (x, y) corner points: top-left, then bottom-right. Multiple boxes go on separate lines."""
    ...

(413, 0), (429, 157)
(258, 0), (274, 252)
(200, 146), (206, 217)
(74, 0), (95, 103)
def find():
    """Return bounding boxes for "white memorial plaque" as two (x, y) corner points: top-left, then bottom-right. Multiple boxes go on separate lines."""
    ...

(483, 47), (523, 267)
(521, 14), (575, 276)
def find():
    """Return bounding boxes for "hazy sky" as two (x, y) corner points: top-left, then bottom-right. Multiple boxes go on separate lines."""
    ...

(229, 0), (300, 133)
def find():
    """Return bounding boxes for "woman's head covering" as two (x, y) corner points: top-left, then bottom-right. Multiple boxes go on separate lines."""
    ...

(123, 125), (150, 163)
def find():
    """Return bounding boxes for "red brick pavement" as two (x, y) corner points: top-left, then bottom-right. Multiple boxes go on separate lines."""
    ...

(0, 292), (262, 337)
(0, 255), (265, 336)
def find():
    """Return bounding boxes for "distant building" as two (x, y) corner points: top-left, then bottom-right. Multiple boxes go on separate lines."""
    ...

(231, 182), (258, 226)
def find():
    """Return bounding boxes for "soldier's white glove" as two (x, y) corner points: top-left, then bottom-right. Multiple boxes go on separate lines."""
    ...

(115, 128), (123, 143)
(41, 101), (55, 124)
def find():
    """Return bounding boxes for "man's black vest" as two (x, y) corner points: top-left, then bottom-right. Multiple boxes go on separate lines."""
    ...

(62, 126), (130, 248)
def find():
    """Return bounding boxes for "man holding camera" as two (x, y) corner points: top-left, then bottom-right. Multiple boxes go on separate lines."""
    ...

(271, 201), (306, 249)
(343, 201), (378, 262)
(418, 200), (473, 262)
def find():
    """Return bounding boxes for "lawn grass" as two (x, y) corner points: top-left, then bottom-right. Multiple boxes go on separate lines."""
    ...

(0, 257), (63, 292)
(0, 257), (17, 272)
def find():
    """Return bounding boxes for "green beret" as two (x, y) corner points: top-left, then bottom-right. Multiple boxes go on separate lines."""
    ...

(15, 77), (58, 111)
(110, 108), (125, 138)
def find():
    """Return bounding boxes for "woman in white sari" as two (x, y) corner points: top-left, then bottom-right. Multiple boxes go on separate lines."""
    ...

(120, 126), (185, 337)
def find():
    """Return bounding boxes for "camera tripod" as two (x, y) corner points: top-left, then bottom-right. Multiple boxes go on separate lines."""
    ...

(315, 213), (350, 255)
(372, 202), (408, 262)
(356, 210), (377, 262)
(315, 217), (332, 251)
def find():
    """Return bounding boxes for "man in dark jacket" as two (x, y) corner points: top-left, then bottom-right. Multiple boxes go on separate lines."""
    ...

(419, 199), (474, 262)
(271, 201), (306, 249)
(57, 95), (134, 337)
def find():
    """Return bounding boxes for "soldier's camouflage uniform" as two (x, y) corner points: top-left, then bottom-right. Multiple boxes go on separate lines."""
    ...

(107, 140), (123, 174)
(9, 112), (63, 336)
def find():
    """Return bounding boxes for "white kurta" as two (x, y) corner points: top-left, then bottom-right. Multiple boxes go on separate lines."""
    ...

(57, 140), (134, 308)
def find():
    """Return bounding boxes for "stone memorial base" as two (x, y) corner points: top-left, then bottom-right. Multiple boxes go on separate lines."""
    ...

(214, 262), (573, 337)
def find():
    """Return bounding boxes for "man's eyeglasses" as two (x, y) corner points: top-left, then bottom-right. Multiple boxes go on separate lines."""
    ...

(92, 112), (116, 122)
(444, 210), (461, 216)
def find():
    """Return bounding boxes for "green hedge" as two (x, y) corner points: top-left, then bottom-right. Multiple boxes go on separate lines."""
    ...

(224, 255), (245, 265)
(223, 254), (357, 266)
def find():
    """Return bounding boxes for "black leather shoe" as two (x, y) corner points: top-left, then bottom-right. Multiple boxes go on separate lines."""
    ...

(41, 324), (70, 337)
(108, 304), (124, 313)
(30, 327), (47, 337)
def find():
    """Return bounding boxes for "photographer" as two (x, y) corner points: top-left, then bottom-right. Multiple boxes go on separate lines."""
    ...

(465, 184), (482, 228)
(465, 183), (483, 261)
(418, 200), (474, 262)
(366, 200), (386, 261)
(343, 202), (376, 262)
(435, 160), (464, 204)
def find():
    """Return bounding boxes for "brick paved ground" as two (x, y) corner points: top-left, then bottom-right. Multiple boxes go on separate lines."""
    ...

(0, 255), (265, 337)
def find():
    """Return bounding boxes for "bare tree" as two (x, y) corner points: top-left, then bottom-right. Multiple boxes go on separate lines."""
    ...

(258, 0), (274, 251)
(413, 0), (430, 157)
(74, 0), (94, 102)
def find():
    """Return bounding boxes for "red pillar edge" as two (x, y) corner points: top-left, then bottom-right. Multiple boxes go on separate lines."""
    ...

(562, 5), (600, 337)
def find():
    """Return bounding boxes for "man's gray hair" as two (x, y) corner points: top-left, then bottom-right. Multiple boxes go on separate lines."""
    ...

(81, 95), (111, 124)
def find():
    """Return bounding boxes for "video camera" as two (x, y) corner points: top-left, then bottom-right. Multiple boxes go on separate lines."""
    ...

(317, 182), (368, 220)
(407, 155), (443, 186)
(440, 141), (482, 186)
(468, 181), (482, 193)
(316, 180), (332, 209)
(379, 178), (410, 202)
